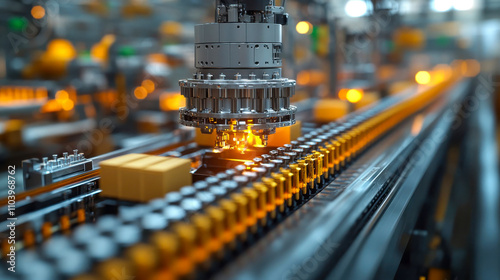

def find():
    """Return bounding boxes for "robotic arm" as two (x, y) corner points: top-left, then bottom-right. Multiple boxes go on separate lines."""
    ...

(179, 0), (295, 151)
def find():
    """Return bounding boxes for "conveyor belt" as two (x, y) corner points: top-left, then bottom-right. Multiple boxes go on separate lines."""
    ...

(215, 79), (471, 280)
(0, 68), (469, 279)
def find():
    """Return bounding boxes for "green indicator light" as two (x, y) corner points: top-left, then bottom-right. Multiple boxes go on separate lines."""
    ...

(8, 17), (28, 32)
(118, 46), (135, 57)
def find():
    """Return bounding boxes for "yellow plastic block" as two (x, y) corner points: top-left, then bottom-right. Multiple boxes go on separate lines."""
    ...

(99, 154), (148, 198)
(267, 121), (302, 147)
(119, 156), (170, 201)
(195, 129), (216, 147)
(143, 158), (192, 199)
(314, 99), (349, 123)
(355, 92), (380, 110)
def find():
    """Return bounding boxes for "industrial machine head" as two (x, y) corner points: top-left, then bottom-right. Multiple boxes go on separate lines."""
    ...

(179, 0), (296, 152)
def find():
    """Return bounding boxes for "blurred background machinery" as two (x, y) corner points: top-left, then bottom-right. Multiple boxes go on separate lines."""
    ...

(0, 0), (499, 280)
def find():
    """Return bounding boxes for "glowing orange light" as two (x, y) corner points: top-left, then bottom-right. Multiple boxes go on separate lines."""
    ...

(309, 71), (326, 86)
(0, 89), (6, 103)
(26, 88), (34, 100)
(245, 127), (264, 148)
(62, 99), (74, 111)
(46, 39), (77, 61)
(338, 88), (348, 100)
(14, 88), (22, 100)
(35, 87), (48, 100)
(433, 64), (453, 82)
(297, 70), (325, 87)
(91, 34), (116, 62)
(415, 71), (431, 85)
(296, 21), (312, 35)
(20, 88), (28, 100)
(41, 100), (62, 113)
(31, 5), (45, 19)
(134, 87), (148, 100)
(297, 71), (311, 86)
(216, 126), (266, 153)
(346, 89), (364, 103)
(91, 45), (107, 62)
(142, 80), (156, 93)
(160, 93), (185, 111)
(55, 90), (69, 100)
(230, 127), (265, 153)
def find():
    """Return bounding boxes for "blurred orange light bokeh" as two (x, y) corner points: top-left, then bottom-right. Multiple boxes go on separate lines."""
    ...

(160, 93), (185, 111)
(296, 21), (312, 35)
(346, 89), (364, 104)
(415, 71), (431, 85)
(134, 87), (148, 100)
(142, 80), (156, 93)
(31, 5), (45, 19)
(62, 99), (74, 111)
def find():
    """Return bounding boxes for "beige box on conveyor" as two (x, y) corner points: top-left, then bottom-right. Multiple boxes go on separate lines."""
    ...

(99, 154), (148, 198)
(99, 154), (192, 202)
(143, 158), (192, 199)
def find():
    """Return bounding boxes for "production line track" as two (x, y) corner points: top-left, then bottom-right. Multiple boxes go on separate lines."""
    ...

(0, 69), (468, 280)
(215, 79), (472, 280)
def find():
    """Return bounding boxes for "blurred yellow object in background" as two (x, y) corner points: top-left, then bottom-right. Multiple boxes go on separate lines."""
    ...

(23, 39), (77, 79)
(91, 34), (116, 63)
(160, 21), (183, 37)
(122, 0), (152, 18)
(297, 70), (326, 87)
(314, 99), (349, 123)
(394, 27), (425, 50)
